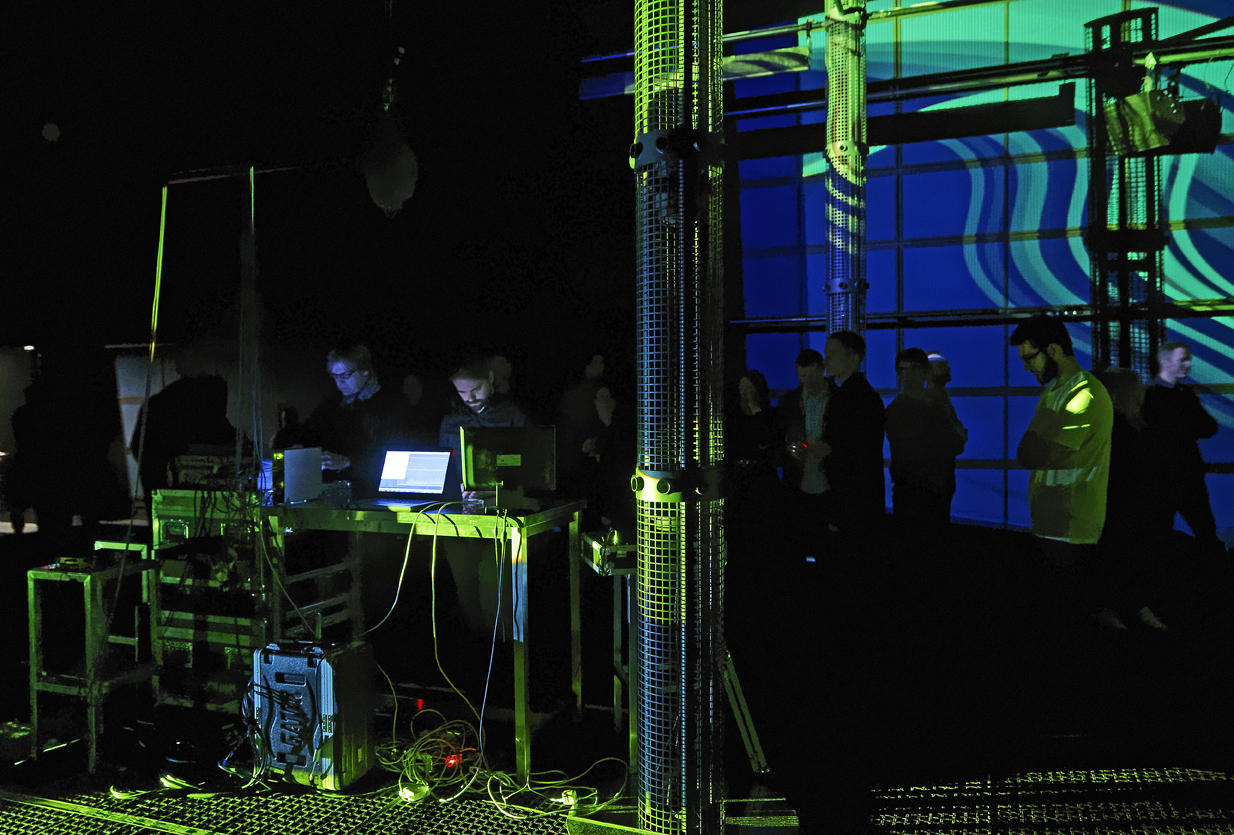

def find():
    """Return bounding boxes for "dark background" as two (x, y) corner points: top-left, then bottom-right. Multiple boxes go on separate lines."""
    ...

(6, 1), (819, 367)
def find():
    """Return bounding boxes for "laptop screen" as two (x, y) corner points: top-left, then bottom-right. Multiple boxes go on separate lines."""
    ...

(378, 450), (453, 496)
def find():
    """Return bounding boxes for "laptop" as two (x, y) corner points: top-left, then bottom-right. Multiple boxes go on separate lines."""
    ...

(362, 449), (456, 509)
(282, 447), (324, 503)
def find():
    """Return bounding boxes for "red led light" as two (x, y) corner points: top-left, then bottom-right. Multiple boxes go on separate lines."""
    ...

(415, 698), (424, 711)
(445, 754), (460, 768)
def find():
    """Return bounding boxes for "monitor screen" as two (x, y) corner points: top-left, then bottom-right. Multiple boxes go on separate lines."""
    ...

(460, 426), (557, 493)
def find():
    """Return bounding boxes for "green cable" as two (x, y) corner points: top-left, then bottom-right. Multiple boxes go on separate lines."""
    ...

(150, 185), (167, 361)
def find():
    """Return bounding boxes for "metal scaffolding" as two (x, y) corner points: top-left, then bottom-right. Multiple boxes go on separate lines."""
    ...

(1086, 8), (1167, 378)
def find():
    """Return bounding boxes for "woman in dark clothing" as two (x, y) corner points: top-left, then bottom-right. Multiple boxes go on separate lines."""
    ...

(727, 370), (781, 524)
(725, 369), (787, 606)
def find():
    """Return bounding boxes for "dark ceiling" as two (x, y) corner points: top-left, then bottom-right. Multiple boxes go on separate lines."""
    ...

(9, 0), (1223, 351)
(7, 0), (825, 353)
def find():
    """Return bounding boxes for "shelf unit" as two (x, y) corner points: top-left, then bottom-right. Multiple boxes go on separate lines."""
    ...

(149, 490), (361, 712)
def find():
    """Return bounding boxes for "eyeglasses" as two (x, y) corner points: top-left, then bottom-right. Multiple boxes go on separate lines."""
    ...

(331, 368), (360, 382)
(1019, 349), (1042, 366)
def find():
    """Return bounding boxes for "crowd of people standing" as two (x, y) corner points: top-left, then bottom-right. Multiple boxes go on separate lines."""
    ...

(726, 317), (1227, 626)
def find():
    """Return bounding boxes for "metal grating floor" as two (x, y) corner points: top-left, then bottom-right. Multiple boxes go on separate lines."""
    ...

(0, 788), (572, 835)
(873, 767), (1234, 834)
(3, 766), (1232, 834)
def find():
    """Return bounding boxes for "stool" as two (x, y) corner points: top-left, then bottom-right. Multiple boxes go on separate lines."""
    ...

(28, 542), (155, 772)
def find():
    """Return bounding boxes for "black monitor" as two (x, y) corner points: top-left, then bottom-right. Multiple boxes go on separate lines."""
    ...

(459, 426), (556, 510)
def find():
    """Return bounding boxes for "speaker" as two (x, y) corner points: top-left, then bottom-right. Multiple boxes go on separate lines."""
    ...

(251, 641), (374, 790)
(1105, 91), (1222, 157)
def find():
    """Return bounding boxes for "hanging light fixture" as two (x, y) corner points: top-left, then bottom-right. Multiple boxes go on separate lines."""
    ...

(362, 40), (419, 218)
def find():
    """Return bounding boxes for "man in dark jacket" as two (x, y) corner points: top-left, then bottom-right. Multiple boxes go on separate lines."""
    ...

(772, 349), (834, 558)
(822, 330), (887, 536)
(1142, 341), (1223, 555)
(276, 344), (414, 499)
(886, 348), (966, 527)
(774, 349), (831, 494)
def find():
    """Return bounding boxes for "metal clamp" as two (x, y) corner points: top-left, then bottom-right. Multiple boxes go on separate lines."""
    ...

(630, 466), (722, 503)
(631, 470), (684, 503)
(630, 129), (725, 169)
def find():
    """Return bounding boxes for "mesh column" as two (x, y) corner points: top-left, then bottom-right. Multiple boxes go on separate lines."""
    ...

(632, 0), (725, 832)
(824, 0), (869, 335)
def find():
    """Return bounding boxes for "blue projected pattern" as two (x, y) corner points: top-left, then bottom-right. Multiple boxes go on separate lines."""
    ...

(737, 1), (1234, 539)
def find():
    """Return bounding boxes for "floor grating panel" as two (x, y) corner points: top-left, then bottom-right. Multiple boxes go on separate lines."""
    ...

(0, 789), (571, 835)
(873, 767), (1234, 834)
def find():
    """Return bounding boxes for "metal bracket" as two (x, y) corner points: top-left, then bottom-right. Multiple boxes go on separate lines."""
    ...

(631, 129), (725, 169)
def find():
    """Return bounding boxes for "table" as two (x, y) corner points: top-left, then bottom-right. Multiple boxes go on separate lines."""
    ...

(264, 500), (586, 781)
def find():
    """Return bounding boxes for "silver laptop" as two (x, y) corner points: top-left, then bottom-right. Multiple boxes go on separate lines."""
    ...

(282, 447), (323, 503)
(363, 449), (454, 509)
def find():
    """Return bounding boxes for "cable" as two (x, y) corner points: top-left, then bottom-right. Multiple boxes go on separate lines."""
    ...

(371, 684), (628, 818)
(482, 756), (630, 820)
(361, 502), (448, 636)
(477, 536), (501, 764)
(428, 506), (481, 725)
(374, 660), (400, 751)
(477, 508), (513, 766)
(376, 711), (487, 802)
(217, 679), (271, 789)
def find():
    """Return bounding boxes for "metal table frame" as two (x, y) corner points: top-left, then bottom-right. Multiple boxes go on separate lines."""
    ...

(263, 500), (586, 781)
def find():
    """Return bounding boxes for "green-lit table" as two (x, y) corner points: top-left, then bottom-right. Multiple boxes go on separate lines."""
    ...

(263, 500), (586, 781)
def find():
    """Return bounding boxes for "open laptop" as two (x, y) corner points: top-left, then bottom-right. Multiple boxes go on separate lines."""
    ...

(281, 447), (323, 503)
(361, 449), (456, 509)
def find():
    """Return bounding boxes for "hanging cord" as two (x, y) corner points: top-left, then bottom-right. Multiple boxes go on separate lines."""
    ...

(133, 185), (168, 498)
(247, 166), (263, 484)
(361, 504), (448, 636)
(235, 166), (262, 487)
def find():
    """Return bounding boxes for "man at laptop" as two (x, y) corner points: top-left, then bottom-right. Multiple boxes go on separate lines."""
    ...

(275, 344), (415, 498)
(437, 354), (528, 636)
(438, 354), (528, 480)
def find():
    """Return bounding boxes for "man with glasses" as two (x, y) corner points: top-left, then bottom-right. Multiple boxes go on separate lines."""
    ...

(1010, 316), (1113, 553)
(1010, 316), (1113, 733)
(276, 344), (414, 497)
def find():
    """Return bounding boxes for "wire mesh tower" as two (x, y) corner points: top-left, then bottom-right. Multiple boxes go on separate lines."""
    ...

(631, 0), (726, 832)
(1085, 9), (1167, 378)
(824, 0), (869, 335)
